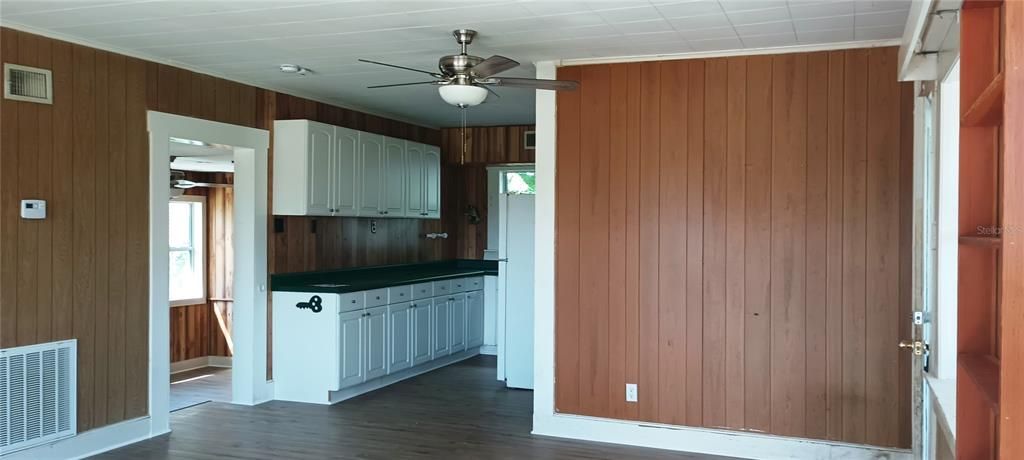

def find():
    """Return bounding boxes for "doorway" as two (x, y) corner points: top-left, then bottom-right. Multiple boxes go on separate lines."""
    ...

(147, 112), (270, 433)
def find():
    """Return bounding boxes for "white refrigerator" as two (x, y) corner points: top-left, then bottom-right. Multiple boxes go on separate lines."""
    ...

(498, 193), (535, 390)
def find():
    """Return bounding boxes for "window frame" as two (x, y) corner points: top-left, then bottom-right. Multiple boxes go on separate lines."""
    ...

(168, 194), (206, 307)
(500, 168), (537, 195)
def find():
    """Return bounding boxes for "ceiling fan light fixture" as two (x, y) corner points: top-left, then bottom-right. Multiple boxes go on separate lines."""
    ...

(438, 84), (487, 107)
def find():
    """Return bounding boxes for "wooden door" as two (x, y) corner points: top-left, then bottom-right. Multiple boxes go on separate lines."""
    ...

(358, 133), (384, 215)
(412, 301), (433, 366)
(405, 142), (426, 217)
(338, 310), (364, 389)
(306, 121), (333, 215)
(382, 137), (406, 216)
(388, 303), (413, 373)
(333, 127), (360, 216)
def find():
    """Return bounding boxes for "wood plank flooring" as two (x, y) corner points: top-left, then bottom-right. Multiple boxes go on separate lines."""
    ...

(169, 367), (232, 412)
(96, 356), (736, 459)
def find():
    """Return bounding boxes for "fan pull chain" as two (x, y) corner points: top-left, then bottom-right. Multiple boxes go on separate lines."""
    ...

(460, 107), (468, 166)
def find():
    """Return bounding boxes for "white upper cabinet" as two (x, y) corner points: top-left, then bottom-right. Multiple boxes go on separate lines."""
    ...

(358, 132), (385, 215)
(272, 119), (439, 219)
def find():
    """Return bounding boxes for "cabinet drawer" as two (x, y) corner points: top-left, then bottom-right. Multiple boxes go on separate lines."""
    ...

(466, 276), (484, 291)
(411, 282), (433, 300)
(432, 279), (452, 296)
(388, 285), (413, 303)
(338, 292), (365, 313)
(365, 288), (389, 307)
(450, 278), (469, 293)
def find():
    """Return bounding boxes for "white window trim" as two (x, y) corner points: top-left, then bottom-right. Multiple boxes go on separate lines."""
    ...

(168, 194), (206, 307)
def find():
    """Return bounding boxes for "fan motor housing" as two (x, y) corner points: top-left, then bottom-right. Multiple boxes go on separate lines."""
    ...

(439, 54), (483, 77)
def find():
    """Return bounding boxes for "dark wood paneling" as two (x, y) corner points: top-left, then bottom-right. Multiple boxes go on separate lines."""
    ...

(555, 47), (913, 447)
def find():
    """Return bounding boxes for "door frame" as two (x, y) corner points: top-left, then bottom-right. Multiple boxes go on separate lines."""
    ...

(147, 112), (271, 434)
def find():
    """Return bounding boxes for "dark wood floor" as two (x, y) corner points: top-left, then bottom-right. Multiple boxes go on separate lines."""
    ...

(170, 366), (232, 412)
(96, 356), (736, 459)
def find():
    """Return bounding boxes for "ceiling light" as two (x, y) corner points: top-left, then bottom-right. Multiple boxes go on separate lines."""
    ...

(438, 84), (487, 108)
(279, 64), (310, 75)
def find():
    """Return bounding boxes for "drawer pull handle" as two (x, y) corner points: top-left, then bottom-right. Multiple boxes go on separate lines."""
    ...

(351, 300), (357, 304)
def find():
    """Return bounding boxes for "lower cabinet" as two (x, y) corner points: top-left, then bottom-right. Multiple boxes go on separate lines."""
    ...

(467, 291), (485, 348)
(364, 306), (388, 381)
(432, 297), (451, 358)
(449, 294), (467, 354)
(338, 310), (365, 389)
(388, 303), (413, 374)
(411, 300), (432, 366)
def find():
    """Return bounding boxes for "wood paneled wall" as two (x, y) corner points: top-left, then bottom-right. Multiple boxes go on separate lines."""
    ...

(554, 48), (913, 448)
(0, 27), (440, 432)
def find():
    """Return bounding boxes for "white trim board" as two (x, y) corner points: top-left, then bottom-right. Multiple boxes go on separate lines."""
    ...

(1, 417), (165, 460)
(558, 39), (901, 67)
(530, 59), (912, 460)
(170, 355), (233, 374)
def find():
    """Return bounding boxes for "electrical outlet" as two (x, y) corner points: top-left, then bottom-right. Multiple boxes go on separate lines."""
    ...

(625, 383), (638, 402)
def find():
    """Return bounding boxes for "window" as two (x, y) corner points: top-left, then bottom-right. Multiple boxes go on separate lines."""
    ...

(502, 171), (536, 194)
(169, 196), (205, 306)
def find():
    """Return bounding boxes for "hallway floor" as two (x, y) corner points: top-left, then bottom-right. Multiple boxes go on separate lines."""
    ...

(169, 366), (231, 412)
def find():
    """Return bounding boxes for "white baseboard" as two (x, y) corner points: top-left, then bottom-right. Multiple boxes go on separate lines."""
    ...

(170, 355), (232, 374)
(1, 416), (165, 460)
(532, 413), (912, 460)
(479, 345), (497, 355)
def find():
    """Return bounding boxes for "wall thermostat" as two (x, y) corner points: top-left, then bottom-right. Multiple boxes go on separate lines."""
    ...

(20, 199), (46, 219)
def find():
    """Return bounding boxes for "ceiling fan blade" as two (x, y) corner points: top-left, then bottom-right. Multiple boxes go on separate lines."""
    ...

(480, 85), (501, 98)
(471, 55), (519, 78)
(367, 81), (439, 89)
(488, 77), (579, 91)
(358, 59), (443, 78)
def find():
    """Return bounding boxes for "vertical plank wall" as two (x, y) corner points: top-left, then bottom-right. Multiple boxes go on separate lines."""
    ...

(554, 47), (914, 448)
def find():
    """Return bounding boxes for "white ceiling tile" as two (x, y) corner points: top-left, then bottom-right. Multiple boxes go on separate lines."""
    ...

(855, 0), (911, 14)
(793, 15), (854, 32)
(740, 31), (797, 47)
(797, 27), (854, 43)
(688, 36), (744, 51)
(654, 1), (724, 18)
(667, 12), (733, 29)
(734, 20), (793, 36)
(787, 0), (855, 20)
(593, 5), (665, 23)
(612, 18), (676, 34)
(726, 6), (790, 25)
(677, 26), (738, 40)
(538, 11), (609, 27)
(720, 0), (789, 12)
(854, 24), (904, 40)
(855, 9), (909, 28)
(519, 1), (593, 16)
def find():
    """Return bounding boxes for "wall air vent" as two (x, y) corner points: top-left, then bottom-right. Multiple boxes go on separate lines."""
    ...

(4, 63), (53, 104)
(0, 340), (77, 455)
(523, 130), (536, 150)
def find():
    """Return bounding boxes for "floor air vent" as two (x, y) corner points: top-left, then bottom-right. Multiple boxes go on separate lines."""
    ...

(0, 340), (77, 455)
(4, 63), (53, 104)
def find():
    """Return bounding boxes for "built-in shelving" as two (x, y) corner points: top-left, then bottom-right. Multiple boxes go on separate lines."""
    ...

(961, 72), (1004, 127)
(959, 234), (1003, 248)
(959, 352), (1001, 411)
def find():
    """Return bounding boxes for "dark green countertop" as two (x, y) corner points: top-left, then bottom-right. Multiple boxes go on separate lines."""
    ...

(270, 259), (499, 294)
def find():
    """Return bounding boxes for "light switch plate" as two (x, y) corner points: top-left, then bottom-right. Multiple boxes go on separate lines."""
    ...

(626, 383), (638, 402)
(20, 199), (46, 219)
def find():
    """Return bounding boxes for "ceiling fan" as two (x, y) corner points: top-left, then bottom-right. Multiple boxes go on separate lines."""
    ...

(359, 29), (579, 108)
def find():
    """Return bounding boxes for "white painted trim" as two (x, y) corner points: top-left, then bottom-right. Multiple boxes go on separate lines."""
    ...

(558, 39), (901, 66)
(534, 414), (911, 460)
(170, 356), (233, 374)
(148, 112), (270, 438)
(1, 417), (165, 460)
(479, 345), (497, 356)
(0, 23), (438, 130)
(899, 0), (935, 80)
(531, 59), (913, 459)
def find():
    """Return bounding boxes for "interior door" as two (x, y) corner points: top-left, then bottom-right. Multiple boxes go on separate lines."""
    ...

(423, 146), (441, 218)
(333, 127), (360, 216)
(338, 310), (364, 389)
(382, 137), (406, 216)
(405, 142), (425, 217)
(502, 193), (536, 390)
(307, 122), (333, 215)
(358, 133), (384, 215)
(364, 306), (388, 380)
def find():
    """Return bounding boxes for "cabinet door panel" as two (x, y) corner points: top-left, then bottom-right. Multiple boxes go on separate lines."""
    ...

(358, 133), (385, 215)
(338, 310), (364, 389)
(424, 146), (441, 218)
(405, 142), (426, 217)
(432, 298), (450, 358)
(364, 306), (388, 380)
(334, 127), (360, 216)
(467, 291), (485, 348)
(383, 137), (406, 216)
(388, 303), (413, 374)
(308, 124), (334, 215)
(412, 301), (433, 366)
(449, 294), (467, 353)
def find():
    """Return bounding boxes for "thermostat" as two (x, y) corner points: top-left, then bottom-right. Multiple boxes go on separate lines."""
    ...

(20, 199), (46, 219)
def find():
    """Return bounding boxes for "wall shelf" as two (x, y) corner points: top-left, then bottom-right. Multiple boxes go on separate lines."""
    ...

(959, 353), (1001, 411)
(961, 72), (1004, 127)
(959, 234), (1004, 248)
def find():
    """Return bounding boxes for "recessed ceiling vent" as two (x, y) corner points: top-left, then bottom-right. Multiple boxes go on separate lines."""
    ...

(4, 63), (53, 104)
